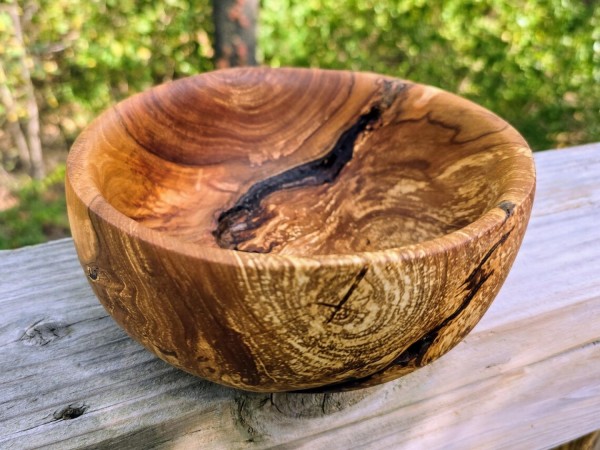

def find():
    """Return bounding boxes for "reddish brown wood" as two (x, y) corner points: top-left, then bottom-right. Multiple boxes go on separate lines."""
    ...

(66, 68), (535, 392)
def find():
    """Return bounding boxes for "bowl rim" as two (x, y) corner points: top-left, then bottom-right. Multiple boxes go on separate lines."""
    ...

(66, 67), (536, 267)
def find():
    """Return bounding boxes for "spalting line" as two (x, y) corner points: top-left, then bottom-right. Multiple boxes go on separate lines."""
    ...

(391, 226), (514, 367)
(301, 227), (514, 393)
(317, 266), (369, 324)
(213, 107), (383, 252)
(392, 111), (510, 145)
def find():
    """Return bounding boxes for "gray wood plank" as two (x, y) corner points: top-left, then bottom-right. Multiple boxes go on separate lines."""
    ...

(0, 143), (599, 449)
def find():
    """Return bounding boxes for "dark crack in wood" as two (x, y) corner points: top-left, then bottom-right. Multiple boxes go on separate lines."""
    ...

(390, 227), (514, 367)
(302, 228), (514, 393)
(213, 107), (383, 252)
(318, 265), (369, 324)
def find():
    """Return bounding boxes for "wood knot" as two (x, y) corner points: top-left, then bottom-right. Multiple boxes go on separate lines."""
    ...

(86, 265), (99, 281)
(53, 403), (88, 421)
(269, 390), (373, 417)
(20, 319), (70, 346)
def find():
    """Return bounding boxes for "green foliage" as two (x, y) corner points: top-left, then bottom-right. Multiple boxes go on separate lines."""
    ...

(1, 0), (214, 139)
(0, 0), (598, 249)
(1, 0), (596, 150)
(45, 0), (213, 114)
(260, 0), (600, 150)
(0, 165), (70, 249)
(1, 0), (598, 149)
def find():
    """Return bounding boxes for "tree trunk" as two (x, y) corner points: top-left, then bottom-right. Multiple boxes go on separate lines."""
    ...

(7, 122), (32, 174)
(212, 0), (258, 68)
(0, 62), (31, 174)
(6, 4), (44, 179)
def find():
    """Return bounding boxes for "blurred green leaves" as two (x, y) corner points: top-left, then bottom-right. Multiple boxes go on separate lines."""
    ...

(0, 164), (69, 249)
(0, 0), (599, 250)
(260, 0), (599, 150)
(0, 0), (214, 141)
(1, 0), (598, 150)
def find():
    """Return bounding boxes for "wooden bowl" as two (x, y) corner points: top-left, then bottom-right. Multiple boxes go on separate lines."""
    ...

(66, 67), (535, 392)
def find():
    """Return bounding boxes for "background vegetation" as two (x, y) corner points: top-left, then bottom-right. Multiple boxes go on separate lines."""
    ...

(0, 0), (598, 248)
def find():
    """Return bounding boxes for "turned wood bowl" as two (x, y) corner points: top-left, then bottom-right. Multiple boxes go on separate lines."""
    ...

(66, 67), (535, 392)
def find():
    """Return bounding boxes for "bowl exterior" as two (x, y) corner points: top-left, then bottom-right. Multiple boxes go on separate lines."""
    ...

(66, 171), (533, 392)
(66, 68), (536, 392)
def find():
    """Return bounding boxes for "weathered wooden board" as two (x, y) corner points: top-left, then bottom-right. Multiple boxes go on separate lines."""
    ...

(1, 143), (599, 449)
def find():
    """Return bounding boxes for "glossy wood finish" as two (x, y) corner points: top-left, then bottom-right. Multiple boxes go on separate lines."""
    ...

(66, 67), (535, 392)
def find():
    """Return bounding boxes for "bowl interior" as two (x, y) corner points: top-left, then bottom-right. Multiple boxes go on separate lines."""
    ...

(87, 68), (524, 256)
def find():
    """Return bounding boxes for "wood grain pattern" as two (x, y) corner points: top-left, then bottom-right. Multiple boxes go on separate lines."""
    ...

(65, 67), (535, 392)
(554, 431), (600, 450)
(0, 143), (599, 448)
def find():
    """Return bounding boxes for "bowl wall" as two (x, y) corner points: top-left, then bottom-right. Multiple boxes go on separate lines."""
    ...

(66, 68), (535, 392)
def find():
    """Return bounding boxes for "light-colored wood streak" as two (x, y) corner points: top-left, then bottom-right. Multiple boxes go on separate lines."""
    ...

(0, 143), (599, 448)
(66, 67), (535, 392)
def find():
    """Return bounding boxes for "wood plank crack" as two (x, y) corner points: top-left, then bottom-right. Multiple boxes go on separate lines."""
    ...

(317, 265), (369, 324)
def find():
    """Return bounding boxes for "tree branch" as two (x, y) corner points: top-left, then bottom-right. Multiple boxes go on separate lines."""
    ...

(0, 62), (31, 173)
(6, 3), (44, 179)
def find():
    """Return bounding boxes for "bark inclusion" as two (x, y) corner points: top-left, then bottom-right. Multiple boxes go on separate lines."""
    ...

(213, 106), (383, 252)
